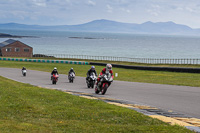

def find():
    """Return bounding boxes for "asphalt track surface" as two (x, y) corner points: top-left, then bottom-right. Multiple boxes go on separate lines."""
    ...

(1, 68), (200, 119)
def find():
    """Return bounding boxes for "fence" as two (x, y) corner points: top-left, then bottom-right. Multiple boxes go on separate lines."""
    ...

(33, 54), (200, 65)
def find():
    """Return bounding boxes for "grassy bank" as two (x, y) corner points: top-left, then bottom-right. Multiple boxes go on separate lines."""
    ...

(1, 60), (200, 87)
(0, 76), (193, 132)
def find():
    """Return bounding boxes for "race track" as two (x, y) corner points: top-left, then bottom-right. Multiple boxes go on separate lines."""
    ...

(0, 67), (200, 119)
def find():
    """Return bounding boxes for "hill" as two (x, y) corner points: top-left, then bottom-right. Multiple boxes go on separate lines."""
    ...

(0, 19), (200, 35)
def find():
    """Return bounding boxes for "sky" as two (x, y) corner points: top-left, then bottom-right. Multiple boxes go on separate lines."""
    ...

(0, 0), (200, 28)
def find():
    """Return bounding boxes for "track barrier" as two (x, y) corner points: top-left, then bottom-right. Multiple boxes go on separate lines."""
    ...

(0, 57), (89, 65)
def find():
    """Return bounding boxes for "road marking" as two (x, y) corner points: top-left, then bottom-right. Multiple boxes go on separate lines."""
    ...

(107, 102), (136, 108)
(149, 115), (194, 126)
(64, 92), (73, 94)
(79, 96), (98, 99)
(174, 117), (200, 127)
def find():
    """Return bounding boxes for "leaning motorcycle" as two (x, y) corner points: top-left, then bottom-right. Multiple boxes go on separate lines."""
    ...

(22, 70), (26, 76)
(52, 74), (59, 84)
(87, 72), (97, 88)
(68, 72), (75, 83)
(95, 73), (113, 95)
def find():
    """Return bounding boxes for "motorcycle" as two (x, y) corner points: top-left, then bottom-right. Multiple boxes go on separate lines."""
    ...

(68, 72), (75, 83)
(95, 72), (113, 95)
(22, 70), (26, 76)
(86, 72), (97, 88)
(52, 74), (59, 84)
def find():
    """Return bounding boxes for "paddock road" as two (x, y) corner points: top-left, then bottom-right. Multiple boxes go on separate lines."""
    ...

(0, 67), (200, 119)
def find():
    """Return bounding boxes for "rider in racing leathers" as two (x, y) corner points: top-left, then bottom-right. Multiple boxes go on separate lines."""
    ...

(86, 66), (97, 82)
(51, 67), (59, 80)
(68, 68), (75, 78)
(22, 66), (26, 71)
(96, 64), (114, 88)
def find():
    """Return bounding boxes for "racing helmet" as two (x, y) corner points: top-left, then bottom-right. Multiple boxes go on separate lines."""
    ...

(91, 66), (95, 70)
(54, 67), (57, 70)
(106, 64), (112, 71)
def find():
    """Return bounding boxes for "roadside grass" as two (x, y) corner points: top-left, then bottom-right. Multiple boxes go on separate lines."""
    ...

(1, 60), (200, 87)
(0, 76), (193, 133)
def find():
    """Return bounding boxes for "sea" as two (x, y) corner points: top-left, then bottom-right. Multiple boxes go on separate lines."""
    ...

(1, 29), (200, 59)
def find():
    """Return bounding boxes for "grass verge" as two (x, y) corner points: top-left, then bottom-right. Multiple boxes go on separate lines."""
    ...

(1, 60), (200, 87)
(0, 76), (193, 133)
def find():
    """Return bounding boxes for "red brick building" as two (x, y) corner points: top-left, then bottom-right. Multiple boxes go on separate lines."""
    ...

(0, 39), (33, 57)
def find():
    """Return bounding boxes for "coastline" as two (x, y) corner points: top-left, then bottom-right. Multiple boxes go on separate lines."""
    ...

(0, 33), (37, 38)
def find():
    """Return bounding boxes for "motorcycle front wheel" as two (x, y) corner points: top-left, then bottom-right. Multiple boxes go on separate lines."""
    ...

(102, 84), (108, 95)
(87, 83), (90, 88)
(95, 86), (100, 94)
(91, 81), (95, 88)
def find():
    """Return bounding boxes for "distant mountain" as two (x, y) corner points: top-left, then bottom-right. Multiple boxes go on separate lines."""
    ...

(0, 19), (200, 35)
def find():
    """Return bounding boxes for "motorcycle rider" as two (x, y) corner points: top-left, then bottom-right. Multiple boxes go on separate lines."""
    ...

(51, 67), (59, 80)
(96, 64), (114, 88)
(68, 68), (75, 78)
(86, 66), (97, 82)
(21, 66), (26, 76)
(22, 66), (26, 71)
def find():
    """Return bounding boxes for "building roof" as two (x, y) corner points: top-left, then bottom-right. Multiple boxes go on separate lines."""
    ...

(0, 39), (17, 47)
(0, 39), (32, 49)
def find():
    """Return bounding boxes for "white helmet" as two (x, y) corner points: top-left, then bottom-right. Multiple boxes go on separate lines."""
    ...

(106, 64), (112, 71)
(54, 67), (57, 70)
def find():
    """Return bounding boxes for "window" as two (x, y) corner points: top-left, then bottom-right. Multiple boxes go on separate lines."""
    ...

(15, 48), (20, 52)
(24, 48), (29, 52)
(6, 48), (11, 52)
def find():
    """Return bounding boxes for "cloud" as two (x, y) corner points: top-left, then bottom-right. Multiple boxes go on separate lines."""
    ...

(121, 8), (131, 13)
(185, 7), (194, 13)
(87, 0), (96, 6)
(146, 4), (161, 17)
(1, 0), (200, 28)
(106, 4), (113, 13)
(31, 0), (47, 7)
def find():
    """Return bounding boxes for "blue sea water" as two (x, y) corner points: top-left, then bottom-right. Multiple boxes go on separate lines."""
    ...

(1, 29), (200, 59)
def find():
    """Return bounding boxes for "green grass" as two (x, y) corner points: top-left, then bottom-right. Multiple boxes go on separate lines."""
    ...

(1, 60), (200, 87)
(0, 76), (193, 132)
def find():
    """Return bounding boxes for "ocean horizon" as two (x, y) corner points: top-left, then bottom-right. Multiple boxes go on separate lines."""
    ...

(1, 29), (200, 59)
